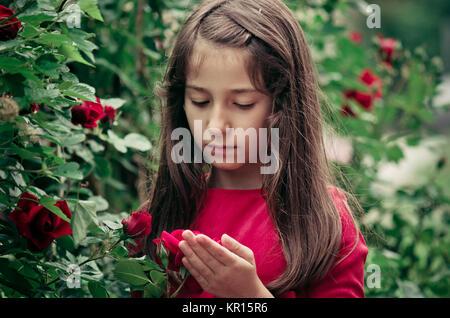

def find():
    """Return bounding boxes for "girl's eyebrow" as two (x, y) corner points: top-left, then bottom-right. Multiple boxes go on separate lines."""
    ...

(186, 85), (258, 94)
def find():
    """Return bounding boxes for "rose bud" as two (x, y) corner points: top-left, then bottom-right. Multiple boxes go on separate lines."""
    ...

(30, 102), (39, 114)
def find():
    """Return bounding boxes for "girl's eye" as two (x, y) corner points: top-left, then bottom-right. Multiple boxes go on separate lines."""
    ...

(190, 100), (254, 109)
(191, 100), (209, 106)
(235, 103), (254, 109)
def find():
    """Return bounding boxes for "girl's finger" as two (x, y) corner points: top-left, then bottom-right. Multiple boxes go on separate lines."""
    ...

(181, 257), (209, 291)
(195, 234), (240, 266)
(220, 234), (255, 265)
(179, 240), (215, 279)
(181, 231), (225, 269)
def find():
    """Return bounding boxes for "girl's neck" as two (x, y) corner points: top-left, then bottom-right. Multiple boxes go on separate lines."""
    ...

(207, 165), (263, 190)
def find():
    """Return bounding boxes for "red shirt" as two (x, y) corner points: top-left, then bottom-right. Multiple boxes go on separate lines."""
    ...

(175, 184), (368, 298)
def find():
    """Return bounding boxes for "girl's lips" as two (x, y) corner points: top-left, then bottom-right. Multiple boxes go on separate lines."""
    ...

(205, 144), (238, 154)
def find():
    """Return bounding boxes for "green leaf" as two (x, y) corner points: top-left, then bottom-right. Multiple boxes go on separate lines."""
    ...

(386, 145), (404, 163)
(0, 40), (20, 53)
(64, 27), (98, 63)
(18, 12), (57, 26)
(100, 98), (126, 109)
(107, 130), (127, 153)
(78, 0), (104, 22)
(10, 144), (40, 159)
(53, 162), (83, 180)
(113, 259), (149, 286)
(124, 133), (152, 152)
(59, 134), (86, 147)
(144, 282), (164, 298)
(110, 244), (129, 259)
(39, 196), (71, 223)
(139, 258), (164, 272)
(61, 83), (96, 102)
(89, 196), (109, 212)
(35, 33), (72, 47)
(24, 87), (59, 103)
(0, 56), (26, 71)
(70, 200), (97, 245)
(94, 156), (111, 179)
(59, 44), (95, 67)
(150, 270), (166, 285)
(21, 24), (41, 39)
(88, 281), (109, 298)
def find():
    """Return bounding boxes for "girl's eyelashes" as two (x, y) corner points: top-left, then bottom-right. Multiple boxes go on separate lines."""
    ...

(191, 100), (209, 106)
(236, 103), (255, 109)
(190, 100), (255, 109)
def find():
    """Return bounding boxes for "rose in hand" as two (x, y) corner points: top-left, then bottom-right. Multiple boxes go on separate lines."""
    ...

(178, 230), (273, 298)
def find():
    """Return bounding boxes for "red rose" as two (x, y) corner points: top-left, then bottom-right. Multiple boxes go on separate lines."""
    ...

(122, 211), (152, 237)
(153, 229), (197, 271)
(121, 211), (152, 256)
(359, 69), (383, 99)
(71, 98), (105, 129)
(349, 31), (362, 44)
(30, 102), (39, 113)
(101, 105), (116, 124)
(8, 192), (72, 252)
(0, 5), (22, 41)
(379, 37), (396, 56)
(377, 34), (398, 67)
(153, 230), (223, 295)
(359, 69), (377, 86)
(343, 89), (356, 99)
(342, 89), (373, 111)
(353, 91), (373, 111)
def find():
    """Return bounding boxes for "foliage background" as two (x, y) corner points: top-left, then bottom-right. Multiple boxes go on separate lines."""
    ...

(0, 0), (448, 298)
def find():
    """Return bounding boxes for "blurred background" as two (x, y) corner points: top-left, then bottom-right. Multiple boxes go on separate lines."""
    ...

(1, 0), (449, 297)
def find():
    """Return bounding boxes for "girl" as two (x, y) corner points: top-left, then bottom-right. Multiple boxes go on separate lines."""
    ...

(138, 0), (368, 298)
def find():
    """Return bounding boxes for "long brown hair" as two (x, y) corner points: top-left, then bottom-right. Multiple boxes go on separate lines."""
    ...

(140, 0), (362, 296)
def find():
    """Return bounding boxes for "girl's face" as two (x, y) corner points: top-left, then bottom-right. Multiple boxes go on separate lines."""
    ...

(184, 38), (272, 171)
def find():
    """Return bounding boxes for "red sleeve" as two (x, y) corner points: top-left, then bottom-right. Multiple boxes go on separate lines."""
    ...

(280, 186), (368, 298)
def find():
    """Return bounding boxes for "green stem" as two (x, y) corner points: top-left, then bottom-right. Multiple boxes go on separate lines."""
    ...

(170, 275), (189, 298)
(57, 0), (69, 13)
(165, 268), (170, 298)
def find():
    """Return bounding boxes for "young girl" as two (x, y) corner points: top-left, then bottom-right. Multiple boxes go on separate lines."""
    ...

(137, 0), (368, 298)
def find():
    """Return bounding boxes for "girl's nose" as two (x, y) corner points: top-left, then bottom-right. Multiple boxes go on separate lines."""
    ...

(206, 102), (231, 136)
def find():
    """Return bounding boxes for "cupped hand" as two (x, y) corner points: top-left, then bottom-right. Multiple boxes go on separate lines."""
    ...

(178, 230), (273, 298)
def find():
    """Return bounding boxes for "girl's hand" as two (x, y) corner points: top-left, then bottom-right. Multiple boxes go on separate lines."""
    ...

(178, 230), (274, 298)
